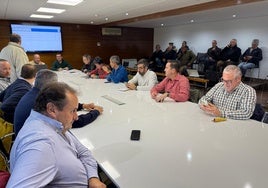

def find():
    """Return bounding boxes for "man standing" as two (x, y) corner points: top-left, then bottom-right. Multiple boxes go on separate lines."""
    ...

(7, 82), (106, 187)
(0, 59), (11, 93)
(106, 55), (128, 83)
(51, 52), (72, 71)
(199, 65), (256, 120)
(0, 34), (29, 83)
(151, 60), (190, 102)
(0, 64), (36, 123)
(126, 59), (158, 91)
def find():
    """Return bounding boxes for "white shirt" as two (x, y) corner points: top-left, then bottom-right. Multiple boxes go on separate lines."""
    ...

(128, 70), (158, 91)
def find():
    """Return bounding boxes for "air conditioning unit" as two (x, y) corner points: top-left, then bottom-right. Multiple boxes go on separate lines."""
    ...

(102, 27), (122, 36)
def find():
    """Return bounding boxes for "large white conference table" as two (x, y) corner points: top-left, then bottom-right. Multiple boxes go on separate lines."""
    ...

(58, 70), (268, 188)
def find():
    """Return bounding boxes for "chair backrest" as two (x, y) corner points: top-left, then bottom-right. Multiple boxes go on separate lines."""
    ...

(0, 170), (10, 188)
(189, 88), (202, 103)
(194, 53), (208, 75)
(262, 112), (268, 124)
(0, 117), (14, 171)
(250, 103), (265, 122)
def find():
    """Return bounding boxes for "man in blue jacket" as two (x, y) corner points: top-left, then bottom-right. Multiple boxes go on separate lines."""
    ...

(0, 64), (36, 123)
(106, 55), (128, 83)
(14, 69), (103, 136)
(238, 39), (263, 76)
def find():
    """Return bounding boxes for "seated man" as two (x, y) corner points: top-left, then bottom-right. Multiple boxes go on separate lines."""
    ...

(29, 53), (45, 65)
(198, 65), (256, 120)
(126, 58), (158, 91)
(81, 54), (95, 73)
(176, 41), (190, 58)
(217, 39), (241, 73)
(0, 59), (11, 93)
(205, 40), (221, 71)
(51, 52), (72, 71)
(106, 55), (128, 83)
(7, 82), (106, 187)
(162, 43), (177, 71)
(177, 46), (196, 69)
(0, 64), (36, 123)
(88, 56), (109, 79)
(238, 39), (263, 76)
(149, 44), (164, 72)
(150, 60), (190, 102)
(14, 69), (103, 136)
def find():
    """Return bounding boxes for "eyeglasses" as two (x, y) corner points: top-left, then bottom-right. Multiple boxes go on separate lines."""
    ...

(221, 77), (233, 84)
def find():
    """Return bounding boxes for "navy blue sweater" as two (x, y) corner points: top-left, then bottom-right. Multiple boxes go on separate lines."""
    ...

(14, 87), (100, 135)
(0, 79), (32, 123)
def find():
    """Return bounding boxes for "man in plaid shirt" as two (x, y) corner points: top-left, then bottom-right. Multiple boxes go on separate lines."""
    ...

(198, 65), (256, 120)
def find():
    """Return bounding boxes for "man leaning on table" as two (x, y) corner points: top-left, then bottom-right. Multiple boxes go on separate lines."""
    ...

(150, 60), (190, 102)
(126, 58), (158, 91)
(198, 65), (256, 120)
(105, 55), (128, 83)
(7, 82), (106, 188)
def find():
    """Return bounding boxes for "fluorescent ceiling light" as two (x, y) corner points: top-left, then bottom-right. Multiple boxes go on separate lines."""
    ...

(37, 7), (65, 14)
(30, 14), (54, 19)
(47, 0), (83, 6)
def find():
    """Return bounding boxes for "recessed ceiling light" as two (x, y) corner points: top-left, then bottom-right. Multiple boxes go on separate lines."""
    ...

(30, 14), (54, 19)
(161, 23), (164, 26)
(47, 0), (83, 6)
(190, 19), (194, 23)
(90, 21), (94, 24)
(232, 14), (237, 18)
(105, 17), (108, 21)
(37, 7), (65, 14)
(94, 14), (98, 17)
(125, 13), (129, 16)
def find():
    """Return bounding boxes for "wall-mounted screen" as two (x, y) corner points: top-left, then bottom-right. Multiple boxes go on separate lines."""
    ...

(10, 24), (63, 52)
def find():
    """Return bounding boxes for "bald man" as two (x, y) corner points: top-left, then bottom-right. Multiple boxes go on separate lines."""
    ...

(0, 59), (11, 93)
(29, 54), (45, 65)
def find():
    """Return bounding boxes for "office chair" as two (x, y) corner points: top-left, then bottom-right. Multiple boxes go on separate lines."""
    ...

(262, 112), (268, 124)
(0, 132), (14, 171)
(0, 116), (14, 172)
(189, 88), (202, 104)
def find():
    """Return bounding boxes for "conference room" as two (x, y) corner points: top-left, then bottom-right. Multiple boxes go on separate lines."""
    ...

(1, 0), (268, 187)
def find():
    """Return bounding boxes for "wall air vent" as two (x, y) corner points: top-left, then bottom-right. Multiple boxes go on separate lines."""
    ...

(102, 27), (122, 36)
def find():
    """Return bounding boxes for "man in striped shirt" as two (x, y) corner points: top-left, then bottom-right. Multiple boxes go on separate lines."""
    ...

(198, 65), (256, 120)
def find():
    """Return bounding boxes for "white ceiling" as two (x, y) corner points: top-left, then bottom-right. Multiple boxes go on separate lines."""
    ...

(122, 0), (268, 28)
(0, 0), (268, 28)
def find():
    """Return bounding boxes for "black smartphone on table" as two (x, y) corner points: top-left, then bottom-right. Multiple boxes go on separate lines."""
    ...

(130, 130), (141, 141)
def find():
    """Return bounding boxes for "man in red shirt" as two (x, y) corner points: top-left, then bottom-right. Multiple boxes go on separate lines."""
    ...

(151, 60), (190, 102)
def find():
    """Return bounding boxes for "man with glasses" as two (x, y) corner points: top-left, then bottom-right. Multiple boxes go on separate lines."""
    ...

(126, 58), (158, 91)
(198, 65), (256, 120)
